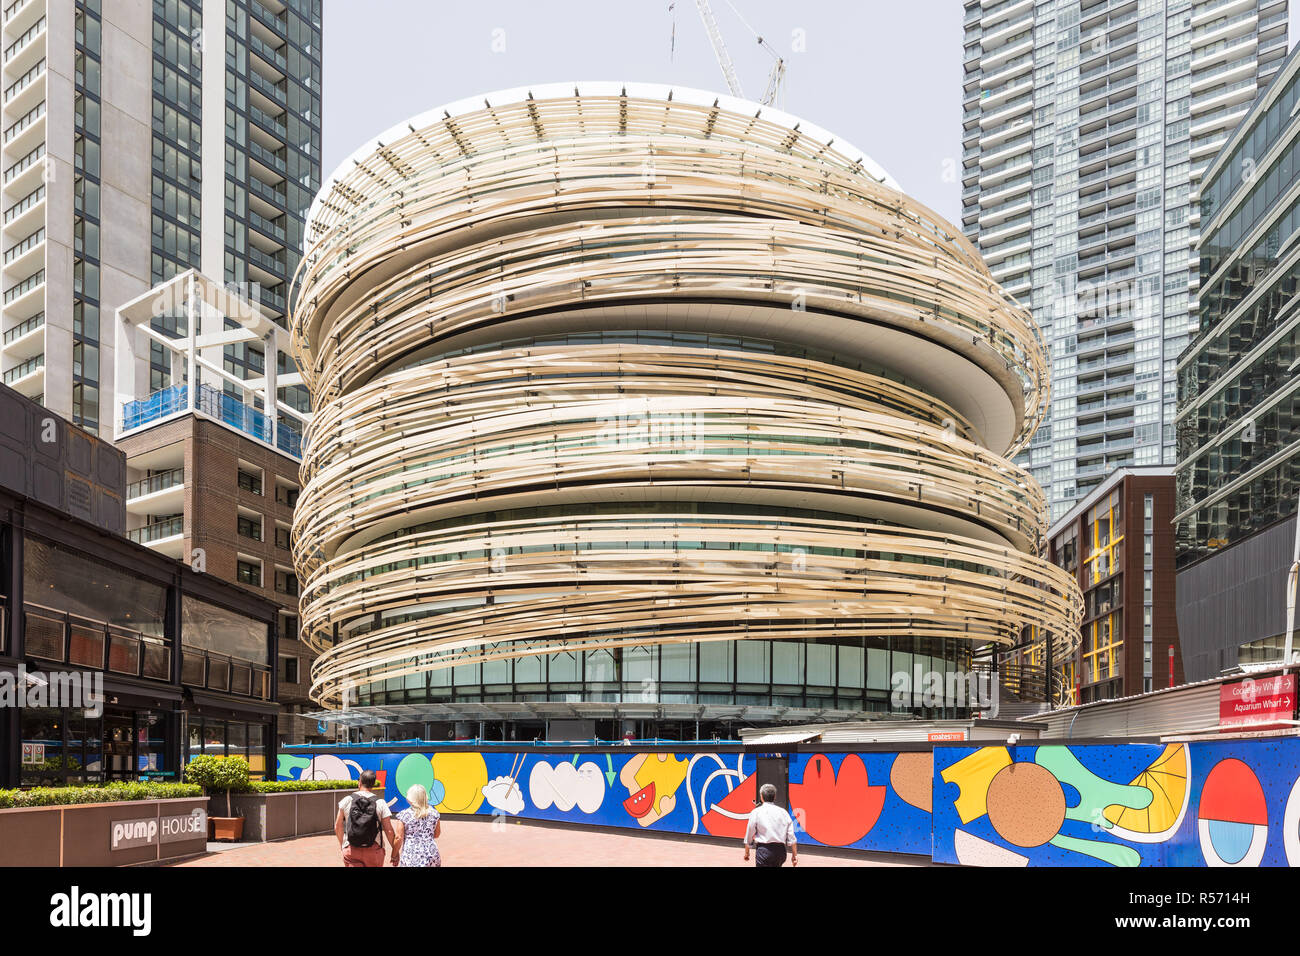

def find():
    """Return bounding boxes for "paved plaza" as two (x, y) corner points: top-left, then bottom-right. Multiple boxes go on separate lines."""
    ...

(171, 817), (921, 867)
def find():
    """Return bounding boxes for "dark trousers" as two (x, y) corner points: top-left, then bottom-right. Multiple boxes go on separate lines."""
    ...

(755, 842), (787, 867)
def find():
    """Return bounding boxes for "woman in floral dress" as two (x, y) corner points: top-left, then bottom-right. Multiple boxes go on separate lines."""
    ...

(390, 784), (442, 867)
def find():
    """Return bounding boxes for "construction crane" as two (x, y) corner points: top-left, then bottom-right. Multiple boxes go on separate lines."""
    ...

(692, 0), (786, 108)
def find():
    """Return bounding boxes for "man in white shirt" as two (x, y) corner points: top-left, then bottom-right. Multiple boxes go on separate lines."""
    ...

(335, 770), (397, 867)
(743, 782), (798, 867)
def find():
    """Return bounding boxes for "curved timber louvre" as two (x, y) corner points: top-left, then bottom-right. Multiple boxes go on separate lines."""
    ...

(290, 83), (1082, 712)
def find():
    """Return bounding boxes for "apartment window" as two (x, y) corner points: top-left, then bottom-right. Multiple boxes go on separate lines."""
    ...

(237, 469), (263, 495)
(236, 560), (261, 587)
(281, 614), (299, 642)
(279, 655), (299, 685)
(237, 514), (262, 541)
(275, 525), (291, 550)
(276, 481), (299, 507)
(275, 569), (299, 597)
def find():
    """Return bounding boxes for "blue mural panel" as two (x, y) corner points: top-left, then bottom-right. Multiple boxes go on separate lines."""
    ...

(277, 749), (758, 839)
(787, 751), (931, 855)
(932, 738), (1300, 867)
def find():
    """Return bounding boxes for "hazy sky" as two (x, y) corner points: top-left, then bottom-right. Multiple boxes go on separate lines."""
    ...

(322, 1), (1300, 227)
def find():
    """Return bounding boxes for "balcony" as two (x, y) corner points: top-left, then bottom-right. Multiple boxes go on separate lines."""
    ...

(248, 102), (286, 140)
(2, 0), (42, 35)
(3, 266), (44, 317)
(181, 647), (271, 700)
(2, 350), (41, 386)
(127, 468), (184, 500)
(126, 467), (185, 517)
(276, 421), (302, 457)
(248, 208), (285, 249)
(3, 55), (43, 110)
(3, 98), (45, 151)
(127, 515), (183, 546)
(246, 243), (286, 281)
(248, 139), (286, 179)
(247, 68), (287, 111)
(249, 0), (287, 38)
(247, 172), (287, 217)
(3, 141), (43, 189)
(23, 603), (172, 682)
(3, 223), (42, 271)
(1, 308), (41, 359)
(4, 182), (44, 234)
(248, 31), (286, 74)
(2, 13), (44, 70)
(120, 382), (299, 459)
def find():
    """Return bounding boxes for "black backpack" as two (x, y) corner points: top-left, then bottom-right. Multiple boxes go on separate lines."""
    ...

(346, 792), (381, 847)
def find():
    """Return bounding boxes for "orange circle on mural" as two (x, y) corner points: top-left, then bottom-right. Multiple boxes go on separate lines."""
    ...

(890, 752), (933, 813)
(986, 762), (1065, 848)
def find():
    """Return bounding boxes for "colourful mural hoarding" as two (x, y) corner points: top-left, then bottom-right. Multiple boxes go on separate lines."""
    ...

(932, 738), (1300, 867)
(277, 750), (757, 838)
(279, 736), (1300, 866)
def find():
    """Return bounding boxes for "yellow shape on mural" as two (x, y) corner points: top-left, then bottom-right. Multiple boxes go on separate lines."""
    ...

(940, 746), (1012, 824)
(619, 753), (689, 826)
(1103, 743), (1190, 842)
(431, 752), (488, 814)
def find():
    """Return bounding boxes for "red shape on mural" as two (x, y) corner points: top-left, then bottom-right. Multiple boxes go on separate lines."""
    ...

(789, 753), (886, 847)
(624, 781), (656, 819)
(701, 775), (757, 838)
(1199, 758), (1267, 825)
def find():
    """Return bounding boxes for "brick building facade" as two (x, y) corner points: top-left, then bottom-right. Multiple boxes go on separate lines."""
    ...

(116, 414), (319, 745)
(1047, 467), (1184, 705)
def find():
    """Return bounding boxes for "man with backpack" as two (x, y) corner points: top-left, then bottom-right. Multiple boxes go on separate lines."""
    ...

(335, 770), (397, 867)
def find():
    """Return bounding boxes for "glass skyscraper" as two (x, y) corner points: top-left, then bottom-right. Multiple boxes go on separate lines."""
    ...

(1174, 43), (1300, 679)
(962, 0), (1289, 522)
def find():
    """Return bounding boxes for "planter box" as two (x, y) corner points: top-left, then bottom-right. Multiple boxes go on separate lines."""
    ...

(0, 797), (210, 867)
(227, 789), (354, 842)
(210, 816), (244, 841)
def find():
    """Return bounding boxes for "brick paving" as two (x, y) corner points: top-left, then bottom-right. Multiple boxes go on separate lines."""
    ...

(172, 817), (921, 867)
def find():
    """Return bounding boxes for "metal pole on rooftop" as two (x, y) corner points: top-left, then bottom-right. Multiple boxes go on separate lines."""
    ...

(186, 273), (198, 411)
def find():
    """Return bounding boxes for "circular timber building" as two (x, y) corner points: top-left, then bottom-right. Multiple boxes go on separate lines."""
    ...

(290, 83), (1081, 737)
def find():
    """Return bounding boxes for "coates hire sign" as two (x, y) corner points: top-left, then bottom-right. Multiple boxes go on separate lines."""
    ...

(1219, 674), (1298, 731)
(110, 809), (207, 851)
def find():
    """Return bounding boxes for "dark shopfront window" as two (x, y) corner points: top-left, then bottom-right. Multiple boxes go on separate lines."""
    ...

(102, 709), (169, 780)
(184, 715), (269, 779)
(19, 708), (101, 786)
(19, 707), (168, 785)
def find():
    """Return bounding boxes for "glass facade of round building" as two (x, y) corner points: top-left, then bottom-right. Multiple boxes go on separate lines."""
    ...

(290, 83), (1081, 729)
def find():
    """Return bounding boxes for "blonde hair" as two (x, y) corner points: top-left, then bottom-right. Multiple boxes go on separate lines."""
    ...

(406, 784), (432, 820)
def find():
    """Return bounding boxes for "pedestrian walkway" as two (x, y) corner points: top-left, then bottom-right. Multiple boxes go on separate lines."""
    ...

(172, 817), (922, 866)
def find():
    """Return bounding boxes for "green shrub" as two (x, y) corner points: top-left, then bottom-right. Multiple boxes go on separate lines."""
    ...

(0, 782), (202, 809)
(247, 779), (355, 793)
(184, 754), (250, 816)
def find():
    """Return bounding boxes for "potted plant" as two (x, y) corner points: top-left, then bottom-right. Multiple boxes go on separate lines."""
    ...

(184, 754), (251, 841)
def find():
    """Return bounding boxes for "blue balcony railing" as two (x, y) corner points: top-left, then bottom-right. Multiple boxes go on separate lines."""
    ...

(121, 382), (187, 430)
(276, 422), (302, 457)
(122, 383), (297, 458)
(199, 384), (272, 443)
